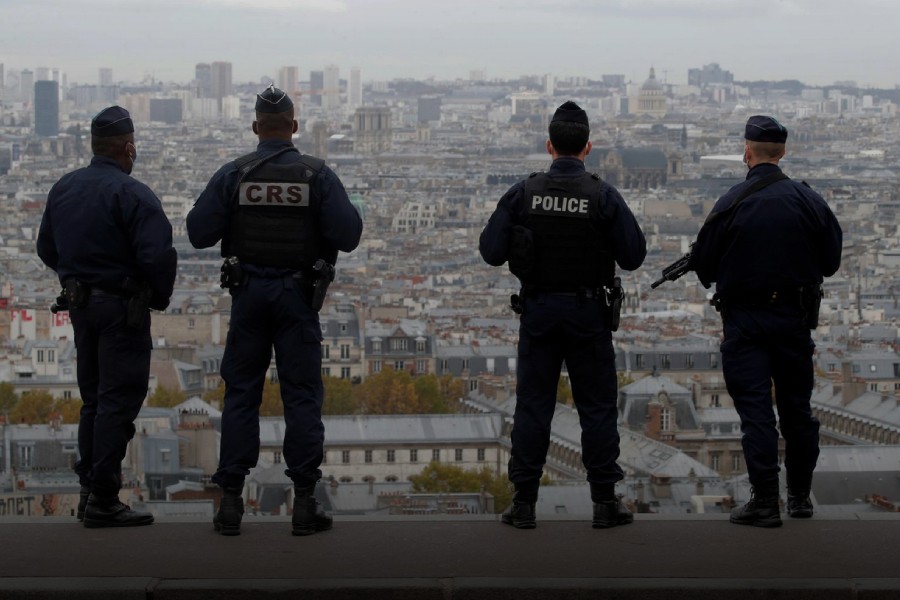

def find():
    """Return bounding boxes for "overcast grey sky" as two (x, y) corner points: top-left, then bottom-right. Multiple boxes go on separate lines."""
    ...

(2, 0), (899, 88)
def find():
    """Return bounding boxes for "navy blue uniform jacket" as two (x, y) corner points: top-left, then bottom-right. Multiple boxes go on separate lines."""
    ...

(36, 156), (177, 308)
(479, 157), (646, 273)
(186, 140), (362, 259)
(690, 163), (842, 295)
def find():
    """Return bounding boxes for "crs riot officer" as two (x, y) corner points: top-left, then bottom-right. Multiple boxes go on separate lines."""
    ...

(690, 115), (842, 527)
(37, 106), (177, 528)
(480, 101), (646, 529)
(186, 85), (362, 536)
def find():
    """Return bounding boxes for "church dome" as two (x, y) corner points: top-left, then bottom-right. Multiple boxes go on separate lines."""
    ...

(642, 67), (663, 92)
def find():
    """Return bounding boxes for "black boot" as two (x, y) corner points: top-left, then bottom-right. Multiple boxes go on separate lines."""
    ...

(76, 486), (90, 522)
(292, 483), (332, 536)
(213, 487), (244, 536)
(83, 494), (154, 528)
(592, 498), (634, 529)
(787, 491), (813, 519)
(500, 490), (537, 529)
(730, 487), (782, 528)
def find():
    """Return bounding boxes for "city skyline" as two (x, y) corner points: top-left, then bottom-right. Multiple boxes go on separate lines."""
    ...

(2, 0), (899, 88)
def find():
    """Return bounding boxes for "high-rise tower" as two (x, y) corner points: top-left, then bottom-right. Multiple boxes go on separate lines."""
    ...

(34, 80), (59, 137)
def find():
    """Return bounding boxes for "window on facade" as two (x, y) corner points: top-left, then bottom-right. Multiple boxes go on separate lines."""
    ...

(635, 354), (644, 369)
(48, 350), (56, 363)
(372, 360), (382, 374)
(63, 390), (72, 399)
(710, 354), (718, 368)
(440, 359), (449, 372)
(869, 383), (878, 392)
(410, 449), (418, 462)
(487, 358), (495, 373)
(432, 449), (440, 462)
(387, 450), (395, 463)
(385, 475), (398, 482)
(341, 367), (351, 379)
(340, 323), (347, 333)
(710, 454), (720, 471)
(188, 318), (195, 330)
(342, 450), (350, 464)
(732, 453), (742, 472)
(394, 360), (405, 371)
(340, 344), (351, 359)
(372, 341), (382, 353)
(365, 450), (373, 463)
(37, 350), (44, 363)
(322, 367), (331, 376)
(416, 360), (426, 374)
(273, 451), (282, 464)
(685, 354), (694, 368)
(322, 345), (330, 359)
(416, 339), (426, 353)
(660, 408), (671, 431)
(828, 363), (836, 372)
(661, 354), (670, 369)
(390, 338), (408, 352)
(711, 394), (720, 407)
(469, 379), (478, 392)
(477, 448), (485, 461)
(19, 445), (33, 468)
(339, 476), (353, 483)
(462, 359), (470, 370)
(455, 449), (463, 461)
(160, 448), (170, 463)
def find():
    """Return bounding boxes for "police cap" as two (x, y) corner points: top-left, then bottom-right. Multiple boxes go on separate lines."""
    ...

(91, 106), (134, 137)
(744, 115), (787, 143)
(256, 84), (293, 114)
(551, 101), (589, 128)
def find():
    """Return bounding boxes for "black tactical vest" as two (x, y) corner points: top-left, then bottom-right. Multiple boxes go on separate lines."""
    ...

(227, 151), (325, 269)
(518, 172), (614, 291)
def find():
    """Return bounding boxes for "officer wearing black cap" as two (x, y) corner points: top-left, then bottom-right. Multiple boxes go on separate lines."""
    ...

(187, 85), (362, 537)
(690, 115), (842, 527)
(480, 101), (646, 529)
(36, 105), (177, 528)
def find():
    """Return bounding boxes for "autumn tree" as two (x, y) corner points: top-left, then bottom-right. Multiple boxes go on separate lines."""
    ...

(409, 462), (512, 513)
(0, 381), (18, 416)
(556, 376), (573, 406)
(147, 385), (186, 408)
(52, 397), (82, 424)
(10, 390), (55, 424)
(322, 376), (357, 415)
(202, 382), (226, 409)
(259, 380), (284, 416)
(354, 367), (418, 414)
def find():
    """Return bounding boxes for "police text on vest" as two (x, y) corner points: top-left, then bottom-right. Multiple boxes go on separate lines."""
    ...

(532, 195), (589, 214)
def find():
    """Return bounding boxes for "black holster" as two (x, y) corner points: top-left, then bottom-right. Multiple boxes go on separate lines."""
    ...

(603, 277), (624, 332)
(801, 284), (823, 329)
(220, 256), (245, 289)
(309, 259), (335, 312)
(123, 278), (151, 329)
(62, 280), (89, 310)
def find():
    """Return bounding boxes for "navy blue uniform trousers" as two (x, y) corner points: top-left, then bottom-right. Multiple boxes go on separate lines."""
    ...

(213, 274), (324, 489)
(72, 293), (151, 497)
(720, 305), (819, 492)
(509, 293), (622, 492)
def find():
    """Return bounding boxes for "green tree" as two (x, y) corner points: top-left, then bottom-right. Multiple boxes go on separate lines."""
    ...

(413, 374), (457, 413)
(147, 385), (186, 408)
(0, 381), (18, 416)
(438, 374), (465, 408)
(322, 376), (357, 415)
(9, 390), (55, 424)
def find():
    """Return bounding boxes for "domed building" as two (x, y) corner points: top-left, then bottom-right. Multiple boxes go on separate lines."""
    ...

(634, 67), (667, 119)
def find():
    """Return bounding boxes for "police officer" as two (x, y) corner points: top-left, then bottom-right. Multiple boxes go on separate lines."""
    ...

(690, 115), (842, 527)
(186, 85), (362, 537)
(480, 101), (646, 529)
(36, 106), (177, 528)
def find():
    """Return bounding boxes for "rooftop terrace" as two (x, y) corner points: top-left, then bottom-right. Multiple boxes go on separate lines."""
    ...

(1, 513), (898, 599)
